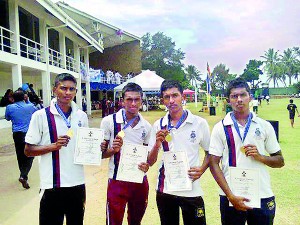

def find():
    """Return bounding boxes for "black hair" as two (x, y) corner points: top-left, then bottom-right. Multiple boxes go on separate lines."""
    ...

(122, 82), (143, 98)
(226, 78), (250, 98)
(290, 99), (293, 103)
(160, 80), (183, 96)
(13, 90), (25, 102)
(54, 73), (77, 87)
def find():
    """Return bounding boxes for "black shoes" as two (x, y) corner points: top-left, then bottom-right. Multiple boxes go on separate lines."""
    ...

(19, 177), (30, 189)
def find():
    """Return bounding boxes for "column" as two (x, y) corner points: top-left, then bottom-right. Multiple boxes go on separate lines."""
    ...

(59, 33), (66, 68)
(85, 48), (91, 116)
(39, 19), (46, 62)
(8, 0), (20, 55)
(12, 64), (22, 90)
(41, 71), (51, 106)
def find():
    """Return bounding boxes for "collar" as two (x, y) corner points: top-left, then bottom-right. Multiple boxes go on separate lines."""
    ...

(223, 111), (258, 126)
(115, 108), (144, 129)
(50, 98), (78, 116)
(161, 109), (194, 127)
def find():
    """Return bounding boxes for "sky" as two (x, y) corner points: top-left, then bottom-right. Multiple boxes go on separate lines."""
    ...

(55, 0), (300, 81)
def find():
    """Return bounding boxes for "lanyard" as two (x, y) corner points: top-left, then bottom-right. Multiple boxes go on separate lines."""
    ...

(167, 110), (187, 130)
(230, 112), (252, 143)
(55, 103), (71, 128)
(122, 109), (139, 130)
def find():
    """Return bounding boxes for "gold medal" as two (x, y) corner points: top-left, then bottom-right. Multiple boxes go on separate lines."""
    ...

(165, 134), (172, 142)
(66, 128), (74, 138)
(118, 130), (125, 138)
(240, 146), (246, 153)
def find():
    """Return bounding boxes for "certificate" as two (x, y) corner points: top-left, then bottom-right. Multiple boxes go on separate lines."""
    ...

(74, 127), (104, 165)
(116, 142), (148, 183)
(163, 151), (192, 192)
(229, 167), (260, 208)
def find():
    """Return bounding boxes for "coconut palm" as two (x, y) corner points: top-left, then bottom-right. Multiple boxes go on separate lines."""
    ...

(281, 48), (299, 85)
(185, 65), (202, 87)
(261, 48), (281, 87)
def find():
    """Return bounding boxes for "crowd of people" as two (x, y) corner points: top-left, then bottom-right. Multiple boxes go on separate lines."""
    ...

(1, 74), (287, 225)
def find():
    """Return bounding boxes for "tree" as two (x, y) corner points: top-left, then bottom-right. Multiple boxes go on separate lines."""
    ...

(261, 48), (283, 87)
(141, 32), (185, 81)
(185, 65), (202, 87)
(211, 63), (235, 94)
(281, 48), (299, 86)
(240, 59), (263, 89)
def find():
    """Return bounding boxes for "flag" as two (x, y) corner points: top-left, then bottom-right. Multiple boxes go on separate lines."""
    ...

(206, 62), (212, 94)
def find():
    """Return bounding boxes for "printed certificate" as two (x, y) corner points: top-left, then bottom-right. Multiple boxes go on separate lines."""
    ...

(74, 127), (104, 165)
(163, 151), (192, 192)
(229, 167), (261, 208)
(116, 143), (148, 183)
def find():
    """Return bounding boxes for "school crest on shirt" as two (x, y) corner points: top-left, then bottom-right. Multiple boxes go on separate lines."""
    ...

(141, 129), (146, 140)
(78, 120), (82, 127)
(254, 128), (262, 140)
(196, 207), (205, 217)
(189, 131), (197, 143)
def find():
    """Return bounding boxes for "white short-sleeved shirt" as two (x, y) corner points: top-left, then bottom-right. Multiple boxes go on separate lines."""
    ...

(209, 112), (281, 198)
(25, 99), (88, 189)
(148, 109), (210, 197)
(100, 109), (152, 179)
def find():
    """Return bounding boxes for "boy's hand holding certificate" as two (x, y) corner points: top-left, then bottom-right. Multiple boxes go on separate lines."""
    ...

(74, 127), (104, 165)
(116, 143), (148, 183)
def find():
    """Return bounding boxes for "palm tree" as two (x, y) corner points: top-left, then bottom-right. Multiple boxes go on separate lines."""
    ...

(281, 48), (299, 85)
(185, 65), (201, 87)
(261, 48), (281, 87)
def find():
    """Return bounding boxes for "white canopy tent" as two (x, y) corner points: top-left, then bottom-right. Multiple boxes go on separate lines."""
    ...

(114, 70), (164, 110)
(114, 70), (164, 94)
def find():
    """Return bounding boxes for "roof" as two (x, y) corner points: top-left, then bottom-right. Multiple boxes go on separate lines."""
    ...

(56, 1), (141, 50)
(37, 0), (103, 52)
(114, 70), (164, 92)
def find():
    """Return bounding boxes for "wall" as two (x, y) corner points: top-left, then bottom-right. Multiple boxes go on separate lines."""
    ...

(89, 40), (142, 75)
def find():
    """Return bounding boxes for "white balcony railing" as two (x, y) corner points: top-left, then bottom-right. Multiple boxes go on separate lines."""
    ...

(66, 54), (77, 72)
(48, 48), (63, 67)
(0, 26), (16, 53)
(20, 35), (44, 62)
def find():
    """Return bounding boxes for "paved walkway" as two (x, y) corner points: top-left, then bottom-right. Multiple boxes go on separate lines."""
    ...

(0, 111), (113, 225)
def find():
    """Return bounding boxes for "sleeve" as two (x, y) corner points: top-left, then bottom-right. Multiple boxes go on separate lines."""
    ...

(200, 119), (211, 152)
(265, 121), (281, 154)
(83, 113), (89, 128)
(143, 122), (152, 145)
(209, 123), (225, 157)
(25, 111), (43, 145)
(100, 116), (112, 141)
(147, 120), (160, 150)
(5, 106), (11, 121)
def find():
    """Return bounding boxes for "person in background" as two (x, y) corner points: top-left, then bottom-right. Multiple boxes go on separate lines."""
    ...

(209, 78), (284, 225)
(0, 89), (14, 106)
(287, 99), (299, 128)
(25, 73), (88, 225)
(5, 90), (37, 189)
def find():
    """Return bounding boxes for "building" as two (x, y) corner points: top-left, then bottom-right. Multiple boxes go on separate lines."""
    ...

(0, 0), (142, 128)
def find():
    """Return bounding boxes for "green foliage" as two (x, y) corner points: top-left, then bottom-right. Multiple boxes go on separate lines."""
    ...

(292, 81), (300, 92)
(211, 63), (236, 94)
(185, 65), (202, 87)
(141, 32), (185, 80)
(240, 59), (263, 88)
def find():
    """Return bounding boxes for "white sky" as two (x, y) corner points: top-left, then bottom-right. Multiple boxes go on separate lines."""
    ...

(55, 0), (300, 81)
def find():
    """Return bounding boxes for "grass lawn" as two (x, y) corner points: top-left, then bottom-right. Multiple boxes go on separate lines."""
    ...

(139, 98), (300, 225)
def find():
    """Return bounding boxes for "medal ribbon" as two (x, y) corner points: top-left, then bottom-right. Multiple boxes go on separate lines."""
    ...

(167, 110), (188, 131)
(121, 109), (139, 130)
(55, 103), (71, 128)
(230, 112), (253, 143)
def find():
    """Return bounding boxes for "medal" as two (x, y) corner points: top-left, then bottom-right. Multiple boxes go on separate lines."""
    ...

(240, 146), (245, 153)
(118, 130), (125, 138)
(66, 128), (74, 138)
(165, 134), (172, 142)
